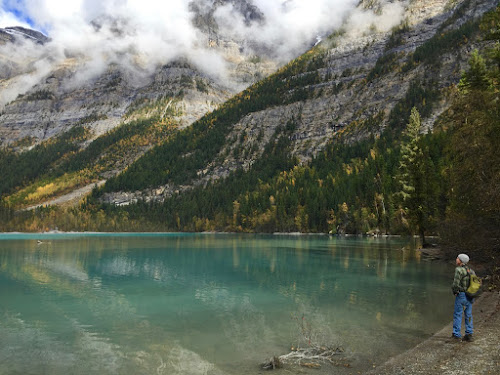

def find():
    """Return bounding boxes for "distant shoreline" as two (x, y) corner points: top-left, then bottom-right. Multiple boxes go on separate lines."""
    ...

(0, 230), (434, 238)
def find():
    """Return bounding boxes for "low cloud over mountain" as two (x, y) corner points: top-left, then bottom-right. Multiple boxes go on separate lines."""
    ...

(0, 0), (407, 107)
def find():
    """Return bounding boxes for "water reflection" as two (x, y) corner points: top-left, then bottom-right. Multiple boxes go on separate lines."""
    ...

(0, 234), (452, 375)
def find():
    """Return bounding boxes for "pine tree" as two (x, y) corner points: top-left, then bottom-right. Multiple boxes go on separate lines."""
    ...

(395, 107), (428, 245)
(458, 50), (489, 92)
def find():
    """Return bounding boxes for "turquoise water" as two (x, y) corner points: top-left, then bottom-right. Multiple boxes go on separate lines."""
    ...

(0, 234), (453, 374)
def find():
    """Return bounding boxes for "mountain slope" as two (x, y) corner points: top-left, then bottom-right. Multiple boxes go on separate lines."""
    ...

(100, 0), (496, 201)
(0, 0), (499, 237)
(0, 1), (284, 208)
(84, 0), (496, 235)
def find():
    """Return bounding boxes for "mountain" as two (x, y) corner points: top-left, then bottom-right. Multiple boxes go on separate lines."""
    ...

(0, 26), (50, 45)
(0, 1), (280, 145)
(99, 0), (496, 201)
(0, 0), (499, 245)
(0, 0), (282, 206)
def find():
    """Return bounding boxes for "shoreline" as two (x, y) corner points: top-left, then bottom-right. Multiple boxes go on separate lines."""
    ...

(0, 230), (432, 241)
(0, 231), (420, 238)
(364, 291), (500, 374)
(368, 247), (500, 375)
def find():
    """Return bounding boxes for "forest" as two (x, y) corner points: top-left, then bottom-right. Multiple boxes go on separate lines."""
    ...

(0, 4), (498, 267)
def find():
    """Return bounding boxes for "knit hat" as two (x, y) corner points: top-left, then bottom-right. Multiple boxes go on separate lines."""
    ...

(458, 253), (470, 264)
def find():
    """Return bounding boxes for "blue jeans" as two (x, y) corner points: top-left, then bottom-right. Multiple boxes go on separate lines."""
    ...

(453, 292), (473, 337)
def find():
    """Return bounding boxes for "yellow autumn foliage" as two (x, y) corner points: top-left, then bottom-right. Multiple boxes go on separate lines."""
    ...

(8, 170), (96, 207)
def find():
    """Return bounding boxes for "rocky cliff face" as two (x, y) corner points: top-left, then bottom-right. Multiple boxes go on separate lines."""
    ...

(100, 0), (499, 205)
(0, 1), (279, 147)
(198, 0), (496, 177)
(0, 58), (233, 144)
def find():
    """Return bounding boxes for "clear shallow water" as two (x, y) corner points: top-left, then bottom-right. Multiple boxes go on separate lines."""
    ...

(0, 233), (453, 374)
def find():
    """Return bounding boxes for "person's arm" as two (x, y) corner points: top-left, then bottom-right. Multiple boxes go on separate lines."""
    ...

(451, 267), (463, 294)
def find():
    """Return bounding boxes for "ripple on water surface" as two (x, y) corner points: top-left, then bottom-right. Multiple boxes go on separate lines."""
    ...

(0, 233), (453, 374)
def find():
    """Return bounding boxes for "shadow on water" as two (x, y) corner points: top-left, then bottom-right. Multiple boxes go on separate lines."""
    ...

(0, 234), (452, 374)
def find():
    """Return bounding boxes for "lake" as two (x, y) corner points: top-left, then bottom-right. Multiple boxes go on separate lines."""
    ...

(0, 233), (453, 374)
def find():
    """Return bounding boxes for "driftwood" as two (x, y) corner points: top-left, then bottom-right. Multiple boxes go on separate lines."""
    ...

(261, 313), (348, 370)
(261, 346), (346, 370)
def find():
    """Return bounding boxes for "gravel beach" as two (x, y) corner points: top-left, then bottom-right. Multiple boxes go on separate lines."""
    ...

(365, 290), (500, 375)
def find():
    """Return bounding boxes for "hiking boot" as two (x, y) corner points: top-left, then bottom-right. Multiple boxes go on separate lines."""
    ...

(462, 334), (474, 342)
(446, 335), (461, 343)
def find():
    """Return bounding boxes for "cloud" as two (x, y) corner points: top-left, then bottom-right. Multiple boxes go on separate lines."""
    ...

(214, 0), (360, 60)
(345, 1), (407, 37)
(0, 45), (58, 107)
(0, 1), (409, 108)
(0, 1), (31, 28)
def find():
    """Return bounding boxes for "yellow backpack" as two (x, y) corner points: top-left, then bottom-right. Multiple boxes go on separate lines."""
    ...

(465, 266), (482, 298)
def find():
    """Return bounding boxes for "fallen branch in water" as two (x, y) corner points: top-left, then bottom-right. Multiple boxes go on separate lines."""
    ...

(261, 313), (349, 370)
(261, 345), (347, 370)
(281, 345), (345, 364)
(261, 356), (282, 370)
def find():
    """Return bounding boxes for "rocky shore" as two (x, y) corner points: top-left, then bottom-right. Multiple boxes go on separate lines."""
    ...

(366, 290), (500, 375)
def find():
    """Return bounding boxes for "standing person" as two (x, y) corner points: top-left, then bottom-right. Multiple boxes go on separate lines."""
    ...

(450, 253), (473, 342)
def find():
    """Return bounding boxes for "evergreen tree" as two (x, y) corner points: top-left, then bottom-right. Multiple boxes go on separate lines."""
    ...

(445, 48), (500, 259)
(458, 50), (489, 92)
(395, 107), (429, 244)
